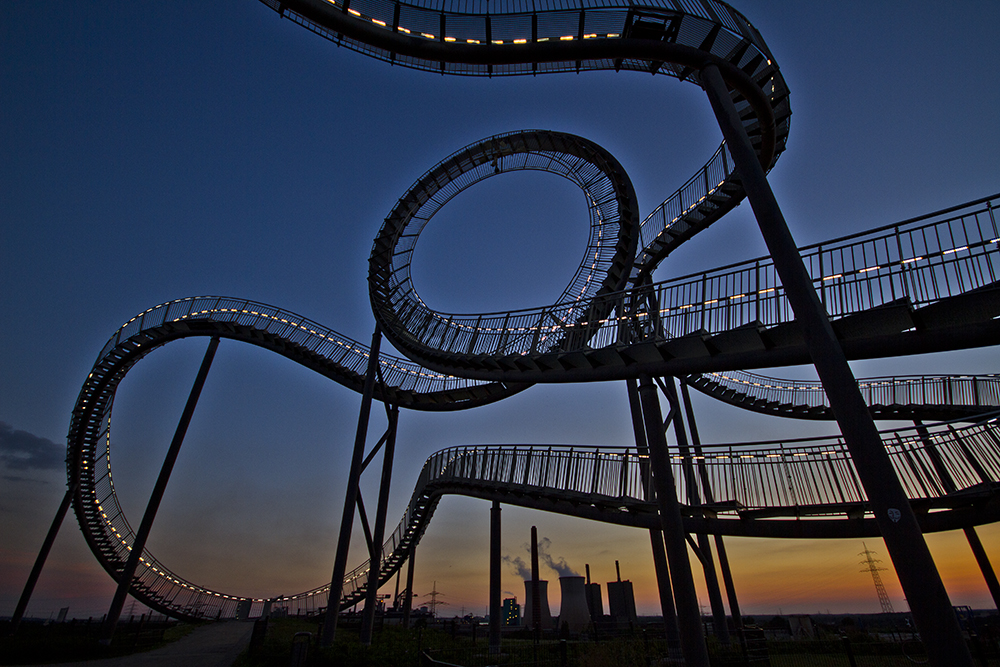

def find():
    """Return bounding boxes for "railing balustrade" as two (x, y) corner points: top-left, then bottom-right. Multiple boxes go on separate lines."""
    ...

(695, 370), (1000, 413)
(384, 195), (1000, 361)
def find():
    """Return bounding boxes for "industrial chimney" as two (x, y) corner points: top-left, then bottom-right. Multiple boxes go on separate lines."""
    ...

(557, 576), (591, 633)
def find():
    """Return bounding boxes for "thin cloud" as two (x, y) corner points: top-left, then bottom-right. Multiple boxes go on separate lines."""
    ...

(0, 422), (65, 471)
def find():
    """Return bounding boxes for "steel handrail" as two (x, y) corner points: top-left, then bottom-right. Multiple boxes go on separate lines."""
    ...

(375, 194), (1000, 367)
(690, 370), (1000, 417)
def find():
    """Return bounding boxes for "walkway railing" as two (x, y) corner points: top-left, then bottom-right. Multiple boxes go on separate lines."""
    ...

(101, 296), (485, 396)
(78, 400), (1000, 621)
(383, 194), (1000, 362)
(692, 370), (1000, 415)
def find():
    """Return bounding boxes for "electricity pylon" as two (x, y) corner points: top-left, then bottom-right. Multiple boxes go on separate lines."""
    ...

(860, 543), (895, 614)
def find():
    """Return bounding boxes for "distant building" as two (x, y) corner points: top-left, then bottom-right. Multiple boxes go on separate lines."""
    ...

(585, 582), (603, 621)
(607, 580), (637, 627)
(502, 597), (521, 627)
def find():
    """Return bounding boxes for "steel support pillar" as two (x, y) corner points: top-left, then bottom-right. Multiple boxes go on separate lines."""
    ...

(660, 378), (729, 645)
(680, 379), (743, 633)
(637, 375), (710, 667)
(964, 527), (1000, 610)
(914, 420), (1000, 610)
(489, 500), (502, 655)
(626, 379), (680, 645)
(700, 62), (971, 667)
(100, 336), (220, 644)
(360, 404), (399, 645)
(402, 547), (415, 629)
(713, 534), (742, 631)
(649, 529), (681, 647)
(531, 525), (541, 642)
(322, 326), (382, 647)
(9, 484), (76, 635)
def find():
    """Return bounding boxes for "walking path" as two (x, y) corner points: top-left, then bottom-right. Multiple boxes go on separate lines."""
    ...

(13, 621), (253, 667)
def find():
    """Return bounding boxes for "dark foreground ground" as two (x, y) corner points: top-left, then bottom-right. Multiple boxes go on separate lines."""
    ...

(5, 614), (1000, 667)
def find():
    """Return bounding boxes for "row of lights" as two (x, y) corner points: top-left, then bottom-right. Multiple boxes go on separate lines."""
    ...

(705, 372), (990, 393)
(327, 0), (620, 44)
(406, 235), (998, 347)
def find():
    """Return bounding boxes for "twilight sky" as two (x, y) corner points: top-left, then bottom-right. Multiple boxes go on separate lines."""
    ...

(2, 0), (999, 620)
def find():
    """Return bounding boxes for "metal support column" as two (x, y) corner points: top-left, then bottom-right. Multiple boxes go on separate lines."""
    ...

(531, 525), (541, 642)
(680, 379), (743, 632)
(626, 379), (680, 645)
(360, 404), (399, 645)
(100, 336), (220, 643)
(637, 375), (710, 667)
(914, 420), (1000, 610)
(660, 377), (730, 646)
(9, 484), (77, 634)
(700, 62), (971, 667)
(322, 326), (382, 647)
(649, 530), (681, 647)
(489, 500), (502, 654)
(402, 547), (415, 629)
(964, 527), (1000, 610)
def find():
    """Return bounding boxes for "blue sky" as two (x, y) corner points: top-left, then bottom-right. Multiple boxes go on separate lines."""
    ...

(2, 0), (999, 619)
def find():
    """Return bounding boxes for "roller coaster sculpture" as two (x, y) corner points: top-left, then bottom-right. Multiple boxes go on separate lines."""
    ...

(15, 0), (999, 665)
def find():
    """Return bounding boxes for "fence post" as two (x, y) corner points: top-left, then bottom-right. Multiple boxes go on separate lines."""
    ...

(841, 635), (858, 667)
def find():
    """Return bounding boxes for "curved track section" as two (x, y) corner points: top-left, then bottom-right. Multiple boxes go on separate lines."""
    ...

(140, 413), (1000, 619)
(64, 0), (998, 625)
(262, 0), (794, 351)
(66, 198), (1000, 621)
(370, 129), (640, 360)
(372, 193), (1000, 381)
(66, 296), (532, 622)
(688, 370), (1000, 421)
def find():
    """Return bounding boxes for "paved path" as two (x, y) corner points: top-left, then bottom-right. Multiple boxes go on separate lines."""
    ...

(14, 621), (254, 667)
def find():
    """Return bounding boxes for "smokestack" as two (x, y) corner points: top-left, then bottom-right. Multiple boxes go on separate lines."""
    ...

(531, 527), (541, 634)
(615, 560), (622, 583)
(558, 576), (590, 634)
(522, 580), (552, 630)
(584, 563), (602, 621)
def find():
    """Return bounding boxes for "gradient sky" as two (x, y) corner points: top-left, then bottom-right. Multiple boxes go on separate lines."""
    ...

(2, 0), (999, 621)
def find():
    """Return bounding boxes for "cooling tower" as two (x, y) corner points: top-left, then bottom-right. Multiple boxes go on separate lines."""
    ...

(522, 579), (552, 630)
(557, 576), (591, 633)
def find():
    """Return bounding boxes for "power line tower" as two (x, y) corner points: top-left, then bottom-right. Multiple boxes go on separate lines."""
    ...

(860, 542), (895, 614)
(426, 581), (448, 617)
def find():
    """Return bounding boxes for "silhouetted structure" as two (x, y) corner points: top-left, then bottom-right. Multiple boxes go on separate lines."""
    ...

(14, 1), (998, 664)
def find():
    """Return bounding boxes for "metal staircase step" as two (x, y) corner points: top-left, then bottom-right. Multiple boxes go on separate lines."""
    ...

(914, 284), (1000, 330)
(706, 320), (767, 354)
(831, 298), (914, 340)
(662, 330), (711, 359)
